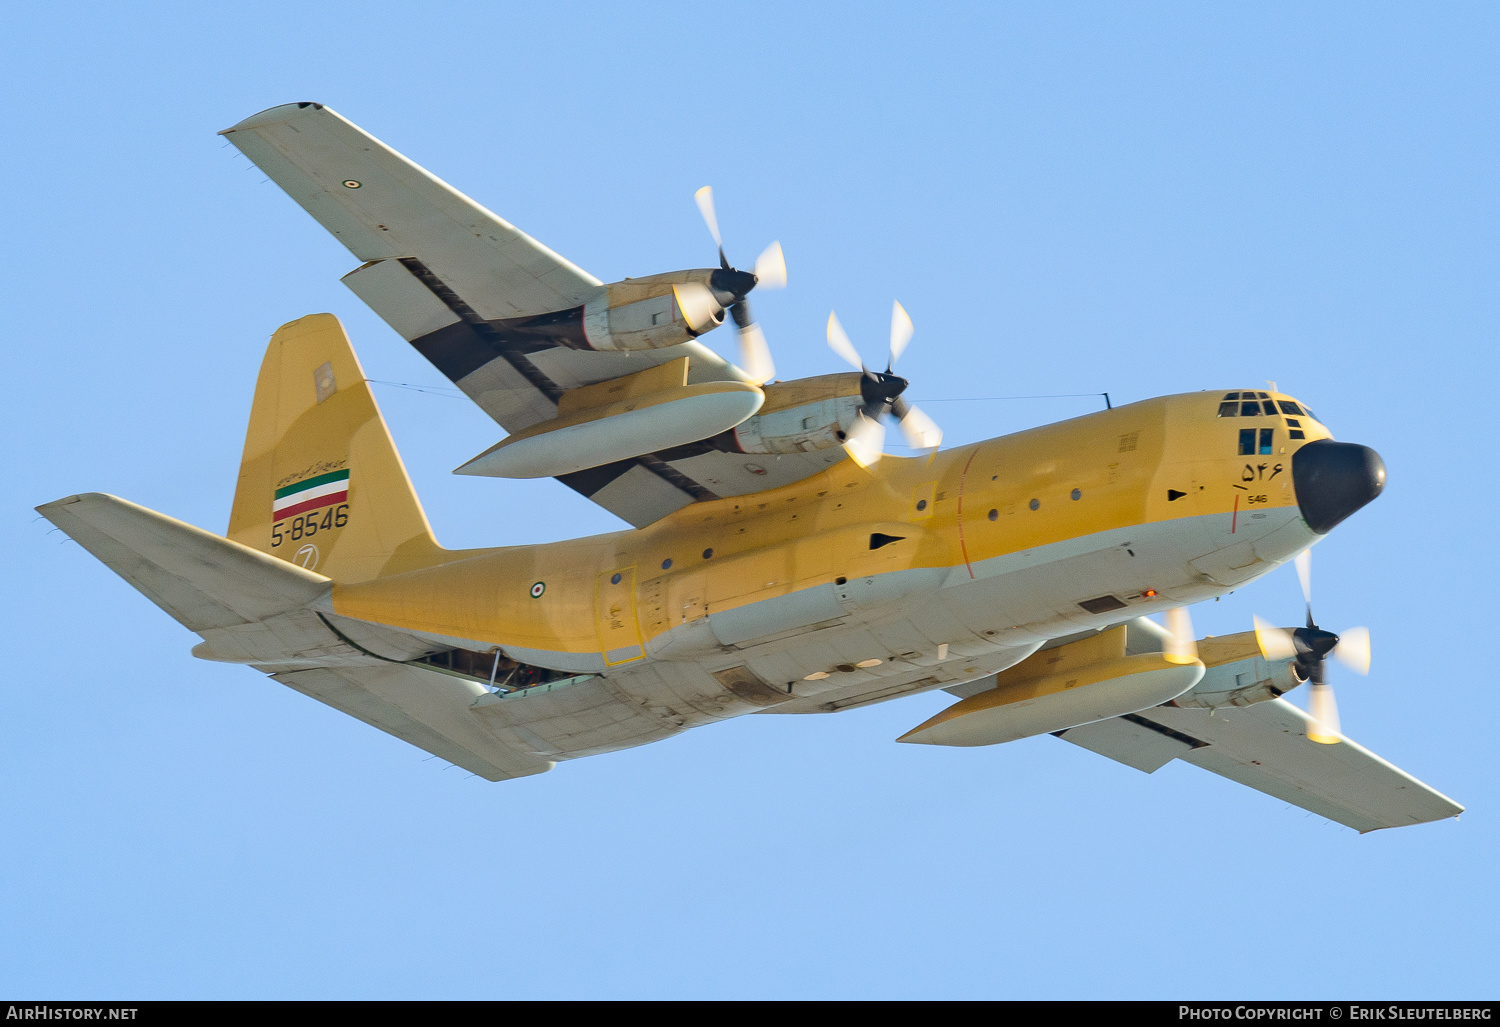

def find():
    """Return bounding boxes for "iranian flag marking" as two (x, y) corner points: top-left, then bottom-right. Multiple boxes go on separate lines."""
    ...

(274, 469), (349, 519)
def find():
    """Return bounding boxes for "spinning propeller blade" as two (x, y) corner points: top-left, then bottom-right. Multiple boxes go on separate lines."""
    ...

(895, 401), (942, 452)
(754, 242), (786, 290)
(844, 414), (887, 468)
(1252, 550), (1369, 744)
(1308, 683), (1342, 744)
(694, 185), (723, 253)
(736, 323), (775, 386)
(825, 303), (944, 464)
(694, 186), (785, 382)
(1164, 607), (1199, 665)
(1254, 615), (1298, 662)
(888, 300), (914, 368)
(671, 283), (722, 334)
(1333, 626), (1371, 675)
(826, 312), (865, 371)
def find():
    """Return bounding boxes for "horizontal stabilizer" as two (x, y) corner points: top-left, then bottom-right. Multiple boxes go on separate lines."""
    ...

(1057, 698), (1463, 832)
(41, 493), (551, 782)
(274, 664), (553, 782)
(38, 492), (329, 631)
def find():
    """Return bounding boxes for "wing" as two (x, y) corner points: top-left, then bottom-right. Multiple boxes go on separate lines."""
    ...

(1056, 699), (1463, 832)
(221, 102), (602, 316)
(223, 102), (833, 527)
(38, 492), (551, 781)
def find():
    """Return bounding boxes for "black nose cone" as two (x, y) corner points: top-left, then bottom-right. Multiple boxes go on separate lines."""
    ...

(1292, 440), (1386, 534)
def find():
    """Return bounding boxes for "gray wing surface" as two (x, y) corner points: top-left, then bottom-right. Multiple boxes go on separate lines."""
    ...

(274, 664), (552, 782)
(221, 102), (601, 316)
(37, 492), (332, 632)
(1057, 698), (1463, 832)
(223, 102), (820, 528)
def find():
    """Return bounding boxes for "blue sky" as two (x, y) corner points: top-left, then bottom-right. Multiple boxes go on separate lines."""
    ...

(2, 1), (1496, 999)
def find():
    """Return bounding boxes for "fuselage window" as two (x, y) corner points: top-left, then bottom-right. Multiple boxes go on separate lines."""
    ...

(1241, 401), (1264, 416)
(1278, 400), (1304, 416)
(1239, 427), (1274, 456)
(1218, 401), (1239, 416)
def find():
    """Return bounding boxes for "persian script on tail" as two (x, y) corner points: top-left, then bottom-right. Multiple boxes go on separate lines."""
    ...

(38, 102), (1462, 833)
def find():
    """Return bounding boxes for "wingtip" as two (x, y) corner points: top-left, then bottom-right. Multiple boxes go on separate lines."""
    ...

(36, 492), (105, 516)
(220, 101), (328, 135)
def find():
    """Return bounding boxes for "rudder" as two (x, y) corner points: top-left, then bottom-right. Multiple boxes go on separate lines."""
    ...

(228, 313), (446, 582)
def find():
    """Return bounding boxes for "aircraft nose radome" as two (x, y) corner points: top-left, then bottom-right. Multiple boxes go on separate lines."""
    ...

(1292, 440), (1387, 534)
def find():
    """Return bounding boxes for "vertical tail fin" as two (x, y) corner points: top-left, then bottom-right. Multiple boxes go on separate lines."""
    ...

(228, 313), (446, 582)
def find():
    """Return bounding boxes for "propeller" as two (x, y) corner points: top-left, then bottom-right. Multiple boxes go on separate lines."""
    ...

(1163, 606), (1199, 665)
(693, 186), (785, 385)
(824, 302), (943, 465)
(1252, 549), (1370, 744)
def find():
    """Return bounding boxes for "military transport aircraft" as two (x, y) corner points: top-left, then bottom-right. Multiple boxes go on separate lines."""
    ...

(39, 102), (1462, 832)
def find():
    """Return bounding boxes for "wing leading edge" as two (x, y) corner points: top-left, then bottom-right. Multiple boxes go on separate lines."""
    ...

(1057, 698), (1462, 832)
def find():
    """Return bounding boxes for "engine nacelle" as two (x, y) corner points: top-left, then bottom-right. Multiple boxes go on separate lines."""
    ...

(582, 271), (728, 352)
(725, 373), (867, 455)
(1170, 631), (1306, 709)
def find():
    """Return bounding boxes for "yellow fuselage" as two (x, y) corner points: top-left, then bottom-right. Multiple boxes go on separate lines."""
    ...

(332, 389), (1331, 684)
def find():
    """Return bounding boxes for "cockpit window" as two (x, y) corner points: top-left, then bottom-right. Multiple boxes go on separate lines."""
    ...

(1220, 393), (1312, 419)
(1220, 391), (1322, 428)
(1220, 393), (1257, 416)
(1239, 427), (1275, 456)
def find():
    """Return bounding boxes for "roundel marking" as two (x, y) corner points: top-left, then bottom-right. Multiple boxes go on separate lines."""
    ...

(342, 180), (362, 189)
(530, 581), (546, 598)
